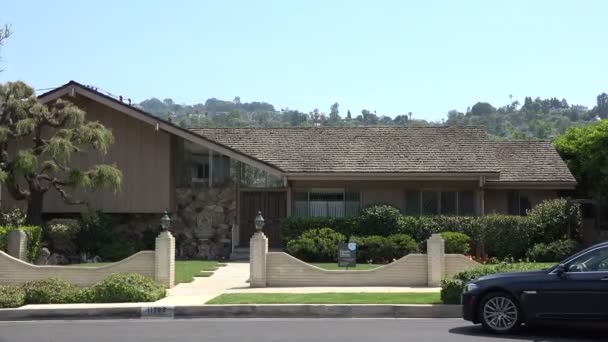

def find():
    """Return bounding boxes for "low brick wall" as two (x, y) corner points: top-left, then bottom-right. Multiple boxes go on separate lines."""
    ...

(266, 253), (428, 287)
(0, 230), (176, 288)
(445, 254), (479, 278)
(250, 233), (480, 287)
(0, 250), (155, 286)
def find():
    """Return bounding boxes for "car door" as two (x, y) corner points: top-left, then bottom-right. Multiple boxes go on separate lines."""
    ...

(530, 246), (608, 321)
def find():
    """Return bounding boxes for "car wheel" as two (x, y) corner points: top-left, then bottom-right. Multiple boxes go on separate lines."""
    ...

(479, 292), (522, 334)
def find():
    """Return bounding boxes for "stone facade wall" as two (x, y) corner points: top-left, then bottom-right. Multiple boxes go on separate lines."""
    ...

(172, 185), (237, 259)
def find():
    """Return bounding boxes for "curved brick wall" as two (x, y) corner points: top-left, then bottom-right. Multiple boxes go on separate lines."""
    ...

(0, 250), (156, 286)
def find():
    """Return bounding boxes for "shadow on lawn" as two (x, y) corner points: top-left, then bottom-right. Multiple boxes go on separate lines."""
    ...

(449, 323), (608, 342)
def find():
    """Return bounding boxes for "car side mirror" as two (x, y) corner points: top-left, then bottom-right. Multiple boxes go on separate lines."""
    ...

(556, 264), (567, 279)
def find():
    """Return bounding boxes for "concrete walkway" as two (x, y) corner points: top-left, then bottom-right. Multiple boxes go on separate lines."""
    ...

(156, 262), (250, 305)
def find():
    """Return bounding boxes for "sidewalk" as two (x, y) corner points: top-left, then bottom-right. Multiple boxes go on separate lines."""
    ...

(155, 262), (250, 305)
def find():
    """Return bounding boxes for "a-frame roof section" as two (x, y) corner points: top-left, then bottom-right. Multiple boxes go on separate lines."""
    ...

(38, 81), (284, 177)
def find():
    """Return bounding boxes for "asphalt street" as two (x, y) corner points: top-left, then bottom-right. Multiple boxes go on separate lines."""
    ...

(1, 318), (607, 342)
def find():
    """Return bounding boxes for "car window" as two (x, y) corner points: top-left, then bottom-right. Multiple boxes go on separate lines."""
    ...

(567, 247), (608, 273)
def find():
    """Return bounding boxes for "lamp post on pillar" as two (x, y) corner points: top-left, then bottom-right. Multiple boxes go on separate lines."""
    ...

(250, 211), (268, 287)
(155, 210), (175, 288)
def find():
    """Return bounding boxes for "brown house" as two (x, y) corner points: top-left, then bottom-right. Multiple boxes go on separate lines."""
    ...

(0, 81), (577, 259)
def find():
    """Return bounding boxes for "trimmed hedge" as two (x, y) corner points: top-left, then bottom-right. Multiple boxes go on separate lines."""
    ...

(282, 199), (582, 260)
(90, 273), (166, 303)
(23, 278), (83, 304)
(7, 273), (166, 308)
(355, 234), (419, 263)
(527, 239), (580, 262)
(0, 285), (25, 308)
(286, 228), (346, 262)
(0, 225), (42, 262)
(440, 232), (471, 254)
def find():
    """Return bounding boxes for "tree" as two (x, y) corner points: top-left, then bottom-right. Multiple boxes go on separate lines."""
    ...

(554, 120), (608, 200)
(0, 24), (11, 71)
(470, 102), (496, 116)
(0, 81), (123, 225)
(329, 102), (340, 124)
(596, 92), (608, 119)
(346, 110), (352, 120)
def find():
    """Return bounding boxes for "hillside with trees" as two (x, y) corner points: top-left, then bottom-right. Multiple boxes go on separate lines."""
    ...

(139, 93), (606, 139)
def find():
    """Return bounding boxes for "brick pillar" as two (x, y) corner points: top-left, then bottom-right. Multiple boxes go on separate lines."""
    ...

(155, 231), (175, 288)
(427, 234), (445, 287)
(7, 229), (28, 261)
(249, 231), (268, 287)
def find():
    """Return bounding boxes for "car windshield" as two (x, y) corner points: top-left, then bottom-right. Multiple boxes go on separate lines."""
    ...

(567, 246), (608, 273)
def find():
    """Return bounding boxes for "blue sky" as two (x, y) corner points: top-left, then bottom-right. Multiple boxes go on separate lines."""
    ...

(1, 1), (607, 121)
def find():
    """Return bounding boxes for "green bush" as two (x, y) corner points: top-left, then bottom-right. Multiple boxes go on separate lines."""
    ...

(0, 225), (42, 263)
(440, 232), (471, 254)
(90, 273), (166, 303)
(280, 217), (358, 242)
(0, 285), (25, 308)
(280, 199), (582, 261)
(47, 219), (81, 257)
(0, 208), (27, 227)
(527, 198), (582, 243)
(527, 239), (580, 262)
(358, 204), (402, 236)
(440, 279), (464, 304)
(355, 234), (419, 264)
(23, 278), (83, 304)
(285, 228), (346, 262)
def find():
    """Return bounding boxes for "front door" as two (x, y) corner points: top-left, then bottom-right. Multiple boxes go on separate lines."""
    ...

(239, 191), (286, 248)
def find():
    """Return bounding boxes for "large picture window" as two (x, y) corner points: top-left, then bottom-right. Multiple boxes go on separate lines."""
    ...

(293, 189), (360, 217)
(405, 190), (476, 216)
(507, 191), (531, 215)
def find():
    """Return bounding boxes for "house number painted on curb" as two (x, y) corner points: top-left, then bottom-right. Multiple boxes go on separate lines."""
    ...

(141, 306), (175, 319)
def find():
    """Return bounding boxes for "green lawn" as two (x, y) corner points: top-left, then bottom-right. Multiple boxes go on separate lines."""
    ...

(311, 263), (383, 270)
(70, 260), (225, 284)
(207, 292), (441, 304)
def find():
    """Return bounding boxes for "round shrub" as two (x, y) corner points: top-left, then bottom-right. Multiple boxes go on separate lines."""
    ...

(358, 204), (402, 236)
(23, 278), (82, 304)
(0, 285), (25, 308)
(286, 228), (346, 262)
(440, 279), (463, 304)
(440, 232), (471, 254)
(527, 198), (582, 243)
(355, 234), (419, 264)
(90, 273), (166, 303)
(388, 233), (419, 256)
(526, 239), (580, 262)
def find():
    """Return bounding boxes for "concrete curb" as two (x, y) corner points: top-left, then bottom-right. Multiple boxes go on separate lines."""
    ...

(0, 304), (461, 321)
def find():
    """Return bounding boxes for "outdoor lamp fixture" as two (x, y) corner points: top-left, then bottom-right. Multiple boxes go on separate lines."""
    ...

(254, 211), (265, 232)
(160, 210), (171, 231)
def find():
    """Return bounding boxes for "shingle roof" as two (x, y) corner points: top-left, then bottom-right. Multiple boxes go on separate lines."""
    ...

(489, 140), (576, 184)
(191, 126), (500, 174)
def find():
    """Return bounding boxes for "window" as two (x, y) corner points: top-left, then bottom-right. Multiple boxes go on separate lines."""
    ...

(405, 191), (420, 215)
(441, 191), (457, 215)
(422, 191), (439, 215)
(567, 246), (608, 272)
(507, 191), (531, 216)
(293, 189), (361, 217)
(458, 191), (475, 215)
(405, 190), (476, 216)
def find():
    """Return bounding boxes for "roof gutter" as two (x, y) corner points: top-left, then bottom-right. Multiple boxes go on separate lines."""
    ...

(286, 172), (500, 181)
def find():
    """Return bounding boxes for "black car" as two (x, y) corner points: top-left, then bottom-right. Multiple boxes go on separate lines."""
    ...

(462, 241), (608, 334)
